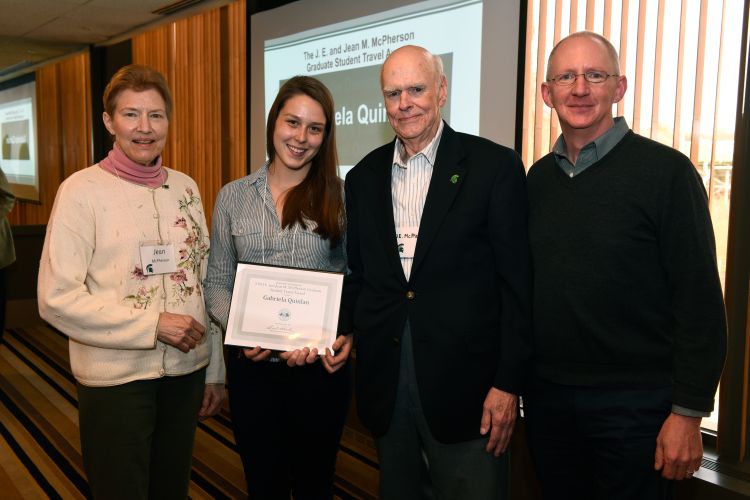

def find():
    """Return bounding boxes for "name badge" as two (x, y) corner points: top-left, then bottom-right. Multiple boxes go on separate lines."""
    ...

(396, 226), (418, 258)
(139, 243), (178, 275)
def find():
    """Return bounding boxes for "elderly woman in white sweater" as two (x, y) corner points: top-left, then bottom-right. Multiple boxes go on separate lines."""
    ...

(38, 65), (225, 500)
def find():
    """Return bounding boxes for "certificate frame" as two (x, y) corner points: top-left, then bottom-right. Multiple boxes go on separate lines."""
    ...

(224, 262), (343, 351)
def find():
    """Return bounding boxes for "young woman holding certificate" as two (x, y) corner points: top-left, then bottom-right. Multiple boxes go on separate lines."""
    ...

(204, 76), (353, 499)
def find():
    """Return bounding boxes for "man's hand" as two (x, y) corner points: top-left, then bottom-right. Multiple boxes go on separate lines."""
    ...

(157, 312), (205, 353)
(321, 334), (353, 374)
(654, 413), (703, 480)
(199, 383), (226, 419)
(480, 387), (518, 456)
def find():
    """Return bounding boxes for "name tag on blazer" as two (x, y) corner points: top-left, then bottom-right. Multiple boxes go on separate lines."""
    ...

(396, 226), (418, 258)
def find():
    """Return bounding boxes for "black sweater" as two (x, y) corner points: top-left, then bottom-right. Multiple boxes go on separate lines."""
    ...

(527, 131), (726, 412)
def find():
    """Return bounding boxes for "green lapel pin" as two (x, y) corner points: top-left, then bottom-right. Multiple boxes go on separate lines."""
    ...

(450, 174), (459, 184)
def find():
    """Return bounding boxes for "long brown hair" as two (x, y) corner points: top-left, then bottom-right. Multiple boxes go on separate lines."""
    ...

(266, 76), (343, 247)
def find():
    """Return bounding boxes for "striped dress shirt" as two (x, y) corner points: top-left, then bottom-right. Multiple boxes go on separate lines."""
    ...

(204, 162), (346, 333)
(391, 120), (444, 280)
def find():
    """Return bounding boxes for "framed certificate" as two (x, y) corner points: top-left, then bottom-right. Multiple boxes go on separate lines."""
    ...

(224, 262), (343, 351)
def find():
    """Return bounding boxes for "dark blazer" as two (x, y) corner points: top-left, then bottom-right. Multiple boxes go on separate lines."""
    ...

(341, 123), (532, 443)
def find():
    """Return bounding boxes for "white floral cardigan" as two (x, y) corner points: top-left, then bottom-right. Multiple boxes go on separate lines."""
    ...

(38, 165), (224, 387)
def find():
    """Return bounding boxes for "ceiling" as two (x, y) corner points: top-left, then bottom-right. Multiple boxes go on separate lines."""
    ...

(0, 0), (233, 81)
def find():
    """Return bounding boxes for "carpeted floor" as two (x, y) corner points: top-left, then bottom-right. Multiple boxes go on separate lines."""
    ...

(0, 325), (378, 499)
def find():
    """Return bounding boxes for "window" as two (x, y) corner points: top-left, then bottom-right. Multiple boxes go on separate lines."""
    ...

(520, 0), (746, 436)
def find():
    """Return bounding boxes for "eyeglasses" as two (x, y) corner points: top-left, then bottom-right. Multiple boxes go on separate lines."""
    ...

(547, 71), (619, 86)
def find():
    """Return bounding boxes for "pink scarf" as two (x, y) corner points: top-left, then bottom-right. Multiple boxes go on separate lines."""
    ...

(99, 143), (165, 188)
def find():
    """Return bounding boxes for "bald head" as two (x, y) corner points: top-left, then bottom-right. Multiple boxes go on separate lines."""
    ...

(546, 31), (621, 80)
(379, 44), (448, 156)
(541, 31), (627, 152)
(381, 45), (445, 89)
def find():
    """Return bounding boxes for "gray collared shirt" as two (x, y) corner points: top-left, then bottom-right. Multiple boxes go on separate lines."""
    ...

(204, 162), (346, 332)
(553, 116), (630, 177)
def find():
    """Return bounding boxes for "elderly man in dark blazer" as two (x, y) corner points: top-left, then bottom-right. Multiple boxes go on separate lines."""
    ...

(340, 44), (531, 499)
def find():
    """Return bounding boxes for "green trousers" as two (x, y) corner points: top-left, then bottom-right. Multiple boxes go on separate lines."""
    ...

(77, 368), (205, 500)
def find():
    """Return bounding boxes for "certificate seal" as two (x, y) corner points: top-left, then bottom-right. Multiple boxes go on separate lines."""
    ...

(278, 308), (291, 321)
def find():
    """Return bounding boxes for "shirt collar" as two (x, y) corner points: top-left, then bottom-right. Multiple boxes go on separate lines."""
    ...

(552, 116), (630, 164)
(247, 160), (271, 187)
(392, 120), (445, 169)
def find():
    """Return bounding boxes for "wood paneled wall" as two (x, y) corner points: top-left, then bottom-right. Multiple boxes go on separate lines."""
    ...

(8, 52), (92, 225)
(8, 0), (246, 229)
(132, 0), (247, 228)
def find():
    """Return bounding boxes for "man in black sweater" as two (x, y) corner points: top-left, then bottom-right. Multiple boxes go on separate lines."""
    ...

(525, 31), (727, 500)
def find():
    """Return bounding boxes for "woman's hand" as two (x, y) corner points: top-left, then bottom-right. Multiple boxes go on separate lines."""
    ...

(157, 312), (205, 353)
(321, 334), (353, 373)
(199, 383), (226, 419)
(280, 347), (319, 367)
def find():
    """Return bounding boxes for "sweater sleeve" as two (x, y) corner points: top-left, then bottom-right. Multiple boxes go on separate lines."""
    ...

(191, 182), (226, 385)
(204, 319), (226, 384)
(339, 172), (362, 336)
(659, 157), (727, 412)
(489, 149), (533, 395)
(38, 178), (160, 349)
